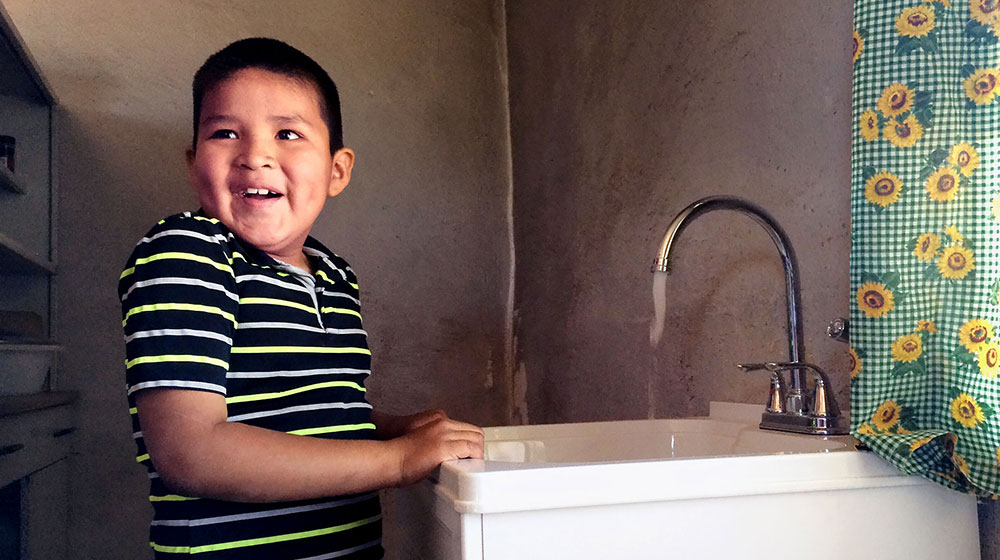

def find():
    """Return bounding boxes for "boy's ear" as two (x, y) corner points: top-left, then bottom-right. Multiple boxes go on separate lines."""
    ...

(185, 147), (197, 185)
(328, 148), (354, 197)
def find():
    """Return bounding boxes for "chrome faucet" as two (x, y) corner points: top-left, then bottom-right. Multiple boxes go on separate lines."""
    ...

(652, 195), (847, 435)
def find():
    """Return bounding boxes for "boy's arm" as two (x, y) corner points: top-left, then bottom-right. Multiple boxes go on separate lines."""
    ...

(135, 388), (483, 502)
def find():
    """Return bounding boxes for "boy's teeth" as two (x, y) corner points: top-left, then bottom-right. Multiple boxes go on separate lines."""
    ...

(243, 188), (276, 197)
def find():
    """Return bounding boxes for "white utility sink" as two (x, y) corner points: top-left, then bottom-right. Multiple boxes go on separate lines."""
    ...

(395, 402), (979, 560)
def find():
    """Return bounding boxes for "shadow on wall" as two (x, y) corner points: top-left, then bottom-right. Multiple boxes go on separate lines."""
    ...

(56, 103), (193, 559)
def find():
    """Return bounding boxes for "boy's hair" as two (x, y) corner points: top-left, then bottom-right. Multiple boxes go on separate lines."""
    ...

(191, 37), (344, 153)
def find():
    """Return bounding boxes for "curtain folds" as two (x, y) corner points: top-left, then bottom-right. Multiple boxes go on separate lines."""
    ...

(851, 0), (1000, 496)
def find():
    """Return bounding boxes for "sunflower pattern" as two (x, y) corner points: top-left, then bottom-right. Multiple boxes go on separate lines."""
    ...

(874, 400), (903, 430)
(856, 273), (901, 318)
(979, 341), (1000, 377)
(917, 144), (980, 205)
(925, 166), (960, 201)
(911, 225), (977, 282)
(950, 391), (994, 429)
(849, 346), (864, 378)
(868, 399), (920, 434)
(968, 0), (1000, 44)
(963, 67), (1000, 105)
(897, 337), (922, 358)
(958, 318), (993, 353)
(863, 169), (904, 208)
(896, 5), (936, 38)
(859, 109), (880, 141)
(858, 81), (934, 153)
(854, 29), (866, 65)
(949, 142), (980, 176)
(912, 232), (942, 261)
(853, 0), (1000, 497)
(938, 244), (976, 279)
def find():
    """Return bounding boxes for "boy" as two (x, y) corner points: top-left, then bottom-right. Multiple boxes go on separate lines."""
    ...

(119, 38), (483, 559)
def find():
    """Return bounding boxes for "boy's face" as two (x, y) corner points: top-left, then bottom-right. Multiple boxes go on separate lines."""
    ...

(188, 68), (353, 266)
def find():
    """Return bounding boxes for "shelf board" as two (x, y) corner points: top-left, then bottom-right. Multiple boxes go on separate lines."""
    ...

(0, 166), (24, 194)
(0, 231), (54, 274)
(0, 391), (76, 417)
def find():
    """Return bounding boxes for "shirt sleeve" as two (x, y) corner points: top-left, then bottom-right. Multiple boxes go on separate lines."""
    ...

(119, 216), (239, 397)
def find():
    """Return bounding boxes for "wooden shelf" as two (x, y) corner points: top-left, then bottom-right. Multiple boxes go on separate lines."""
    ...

(0, 391), (75, 417)
(0, 231), (54, 274)
(0, 166), (24, 194)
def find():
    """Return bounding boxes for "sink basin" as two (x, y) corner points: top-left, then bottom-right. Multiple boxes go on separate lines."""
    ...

(482, 412), (848, 464)
(396, 402), (979, 560)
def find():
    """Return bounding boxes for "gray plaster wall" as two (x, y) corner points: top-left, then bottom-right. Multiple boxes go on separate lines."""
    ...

(506, 1), (854, 424)
(4, 1), (513, 558)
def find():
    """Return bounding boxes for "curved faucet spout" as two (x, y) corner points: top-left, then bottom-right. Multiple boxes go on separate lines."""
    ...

(652, 196), (806, 404)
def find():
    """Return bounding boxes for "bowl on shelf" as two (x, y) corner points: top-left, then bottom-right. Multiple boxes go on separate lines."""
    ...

(0, 310), (45, 340)
(0, 343), (61, 395)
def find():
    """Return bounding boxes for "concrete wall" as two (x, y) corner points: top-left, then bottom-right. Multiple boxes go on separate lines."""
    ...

(506, 0), (854, 424)
(3, 1), (513, 558)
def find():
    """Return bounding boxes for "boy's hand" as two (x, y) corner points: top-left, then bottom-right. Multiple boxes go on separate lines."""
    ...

(400, 409), (449, 432)
(394, 414), (484, 487)
(372, 408), (460, 439)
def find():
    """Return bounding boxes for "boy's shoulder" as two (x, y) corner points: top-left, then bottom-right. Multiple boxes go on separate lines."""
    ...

(146, 211), (231, 238)
(127, 211), (238, 265)
(137, 211), (242, 250)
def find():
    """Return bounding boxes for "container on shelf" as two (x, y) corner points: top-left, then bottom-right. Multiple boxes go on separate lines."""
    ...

(0, 310), (44, 340)
(0, 344), (60, 395)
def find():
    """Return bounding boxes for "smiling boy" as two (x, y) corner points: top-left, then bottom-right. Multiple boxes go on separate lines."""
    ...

(119, 38), (483, 559)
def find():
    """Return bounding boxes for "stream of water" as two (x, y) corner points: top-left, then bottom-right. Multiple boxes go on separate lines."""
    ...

(649, 271), (668, 348)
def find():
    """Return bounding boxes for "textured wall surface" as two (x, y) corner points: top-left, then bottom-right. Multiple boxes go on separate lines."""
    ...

(3, 1), (512, 557)
(506, 0), (854, 424)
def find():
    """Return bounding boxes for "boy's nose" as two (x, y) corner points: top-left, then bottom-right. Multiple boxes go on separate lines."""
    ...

(237, 137), (275, 170)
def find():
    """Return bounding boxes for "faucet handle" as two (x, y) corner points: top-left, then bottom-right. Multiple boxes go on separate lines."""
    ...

(738, 361), (849, 435)
(737, 363), (785, 413)
(757, 361), (841, 418)
(827, 317), (850, 343)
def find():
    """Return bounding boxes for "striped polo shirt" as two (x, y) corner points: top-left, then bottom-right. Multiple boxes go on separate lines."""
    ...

(120, 211), (383, 559)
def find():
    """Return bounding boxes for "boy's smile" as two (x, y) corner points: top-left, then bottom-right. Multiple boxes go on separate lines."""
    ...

(188, 68), (353, 271)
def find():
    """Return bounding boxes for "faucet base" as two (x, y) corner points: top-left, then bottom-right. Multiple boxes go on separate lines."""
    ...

(759, 411), (849, 436)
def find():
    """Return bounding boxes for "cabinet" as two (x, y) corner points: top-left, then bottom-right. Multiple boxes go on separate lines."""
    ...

(0, 395), (75, 560)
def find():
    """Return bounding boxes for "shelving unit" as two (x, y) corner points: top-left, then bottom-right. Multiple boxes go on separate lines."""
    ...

(0, 5), (73, 559)
(0, 0), (58, 343)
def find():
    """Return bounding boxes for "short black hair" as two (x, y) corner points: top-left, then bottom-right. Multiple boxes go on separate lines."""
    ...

(191, 37), (343, 153)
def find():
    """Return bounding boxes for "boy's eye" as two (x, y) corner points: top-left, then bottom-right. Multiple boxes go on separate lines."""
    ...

(277, 130), (302, 140)
(208, 129), (237, 140)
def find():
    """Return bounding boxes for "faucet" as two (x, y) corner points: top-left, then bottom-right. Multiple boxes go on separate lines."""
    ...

(652, 195), (847, 435)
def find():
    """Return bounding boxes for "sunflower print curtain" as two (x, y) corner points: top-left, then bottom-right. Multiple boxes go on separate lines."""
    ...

(851, 0), (1000, 496)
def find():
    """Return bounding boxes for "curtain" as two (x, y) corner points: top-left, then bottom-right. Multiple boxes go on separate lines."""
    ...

(851, 0), (1000, 496)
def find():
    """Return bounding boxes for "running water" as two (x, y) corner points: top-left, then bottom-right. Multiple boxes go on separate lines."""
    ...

(649, 271), (668, 348)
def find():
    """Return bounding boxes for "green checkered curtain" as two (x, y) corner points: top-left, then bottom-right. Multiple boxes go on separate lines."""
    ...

(851, 0), (1000, 496)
